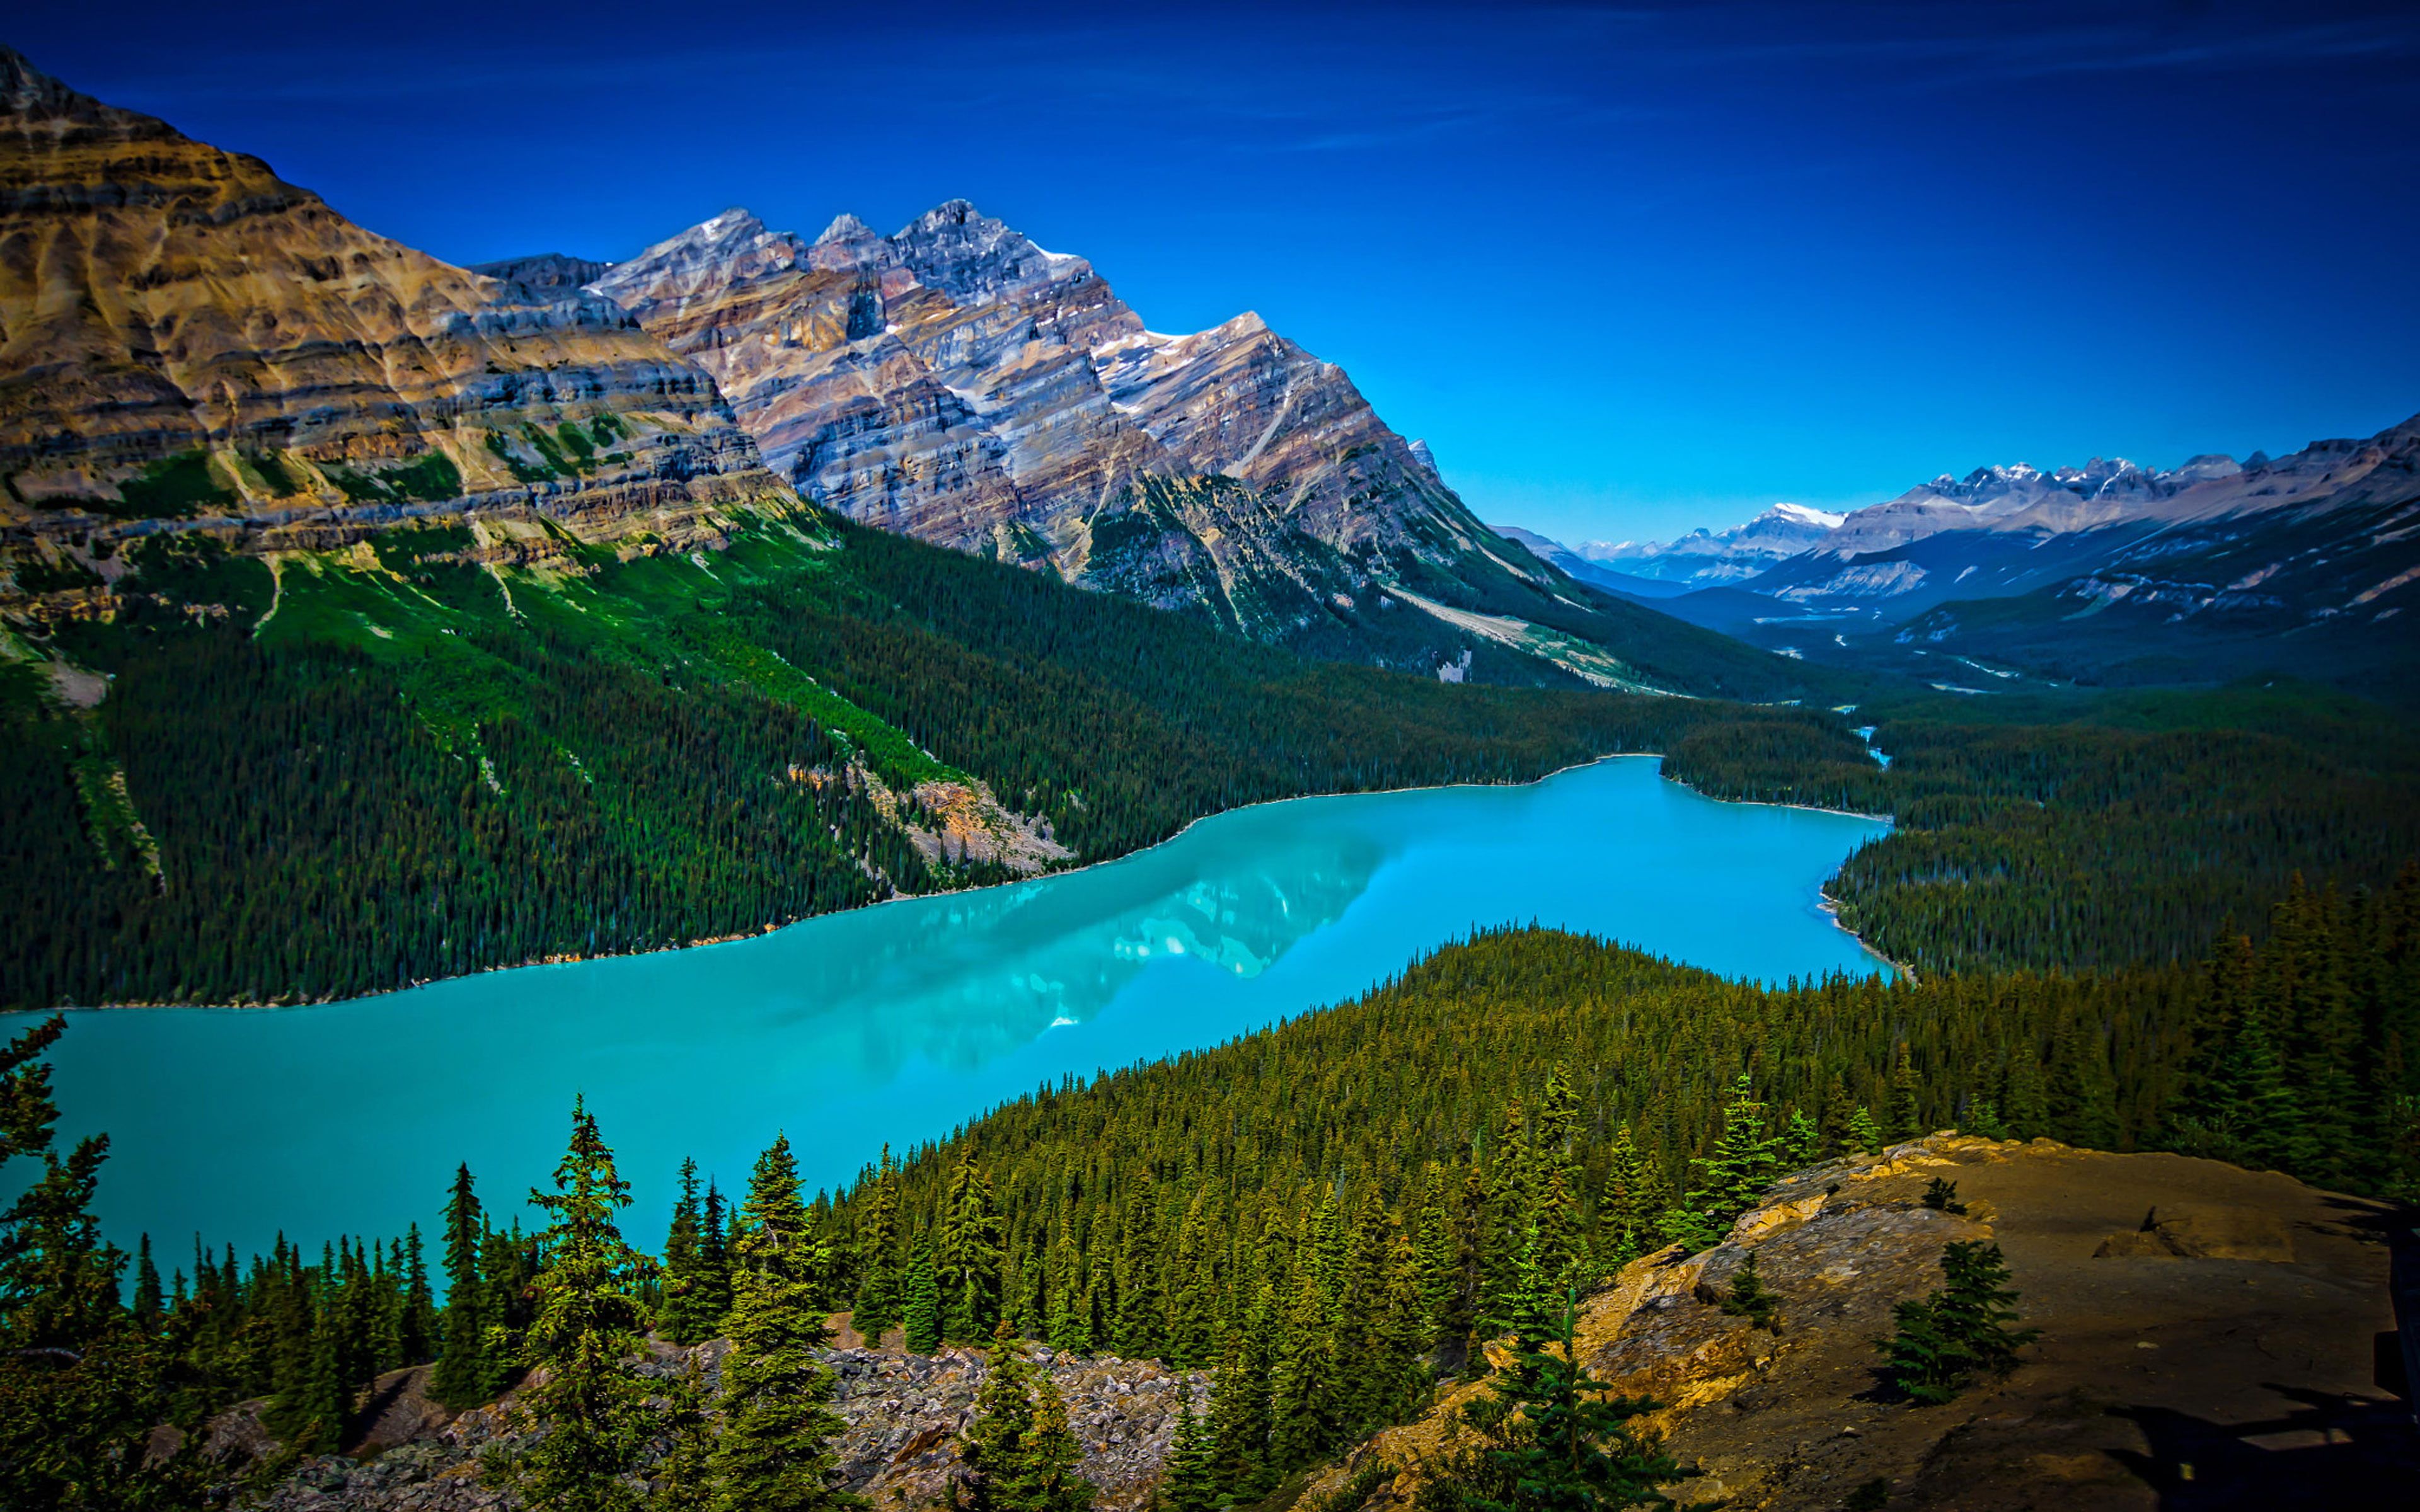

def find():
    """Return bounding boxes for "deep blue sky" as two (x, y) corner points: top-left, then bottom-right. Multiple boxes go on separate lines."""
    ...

(14, 1), (2418, 542)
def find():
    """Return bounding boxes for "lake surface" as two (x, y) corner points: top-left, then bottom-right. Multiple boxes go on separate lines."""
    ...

(34, 757), (1889, 1264)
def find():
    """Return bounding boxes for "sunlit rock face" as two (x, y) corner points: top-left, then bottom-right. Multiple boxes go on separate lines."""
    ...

(585, 200), (1521, 638)
(0, 47), (789, 556)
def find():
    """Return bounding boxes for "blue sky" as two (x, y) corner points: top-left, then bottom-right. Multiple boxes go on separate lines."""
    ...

(14, 1), (2418, 543)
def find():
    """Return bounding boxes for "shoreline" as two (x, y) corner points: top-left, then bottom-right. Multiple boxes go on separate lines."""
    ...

(29, 752), (1900, 1013)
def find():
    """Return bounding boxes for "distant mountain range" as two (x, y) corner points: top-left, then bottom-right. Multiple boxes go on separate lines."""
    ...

(1509, 418), (2419, 692)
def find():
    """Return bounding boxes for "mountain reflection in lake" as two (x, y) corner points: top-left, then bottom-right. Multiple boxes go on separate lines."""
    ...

(37, 758), (1886, 1261)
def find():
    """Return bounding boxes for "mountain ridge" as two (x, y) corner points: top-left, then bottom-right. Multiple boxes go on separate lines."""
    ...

(540, 199), (1708, 684)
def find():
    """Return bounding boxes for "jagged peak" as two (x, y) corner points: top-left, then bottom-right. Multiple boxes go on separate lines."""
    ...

(904, 197), (998, 236)
(815, 212), (875, 244)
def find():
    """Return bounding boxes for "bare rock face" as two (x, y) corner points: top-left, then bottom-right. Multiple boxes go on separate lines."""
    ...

(0, 47), (792, 571)
(584, 199), (1529, 641)
(239, 1345), (1202, 1512)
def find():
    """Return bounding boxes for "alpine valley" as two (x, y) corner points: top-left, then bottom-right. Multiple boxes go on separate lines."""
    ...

(2, 32), (2418, 1512)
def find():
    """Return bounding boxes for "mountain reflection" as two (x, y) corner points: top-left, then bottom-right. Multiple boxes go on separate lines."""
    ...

(695, 820), (1395, 1077)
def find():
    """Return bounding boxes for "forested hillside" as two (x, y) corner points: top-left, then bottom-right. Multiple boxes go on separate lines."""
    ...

(1665, 684), (2420, 974)
(1, 505), (1836, 1009)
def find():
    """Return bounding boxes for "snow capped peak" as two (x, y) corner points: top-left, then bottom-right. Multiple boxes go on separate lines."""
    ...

(1765, 503), (1846, 529)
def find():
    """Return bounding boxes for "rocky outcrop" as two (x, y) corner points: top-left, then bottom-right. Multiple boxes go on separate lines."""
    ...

(579, 200), (1553, 643)
(1307, 1133), (2412, 1510)
(239, 1344), (1202, 1512)
(0, 47), (794, 586)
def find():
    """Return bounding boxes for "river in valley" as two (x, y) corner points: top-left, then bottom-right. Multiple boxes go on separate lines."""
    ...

(33, 757), (1890, 1262)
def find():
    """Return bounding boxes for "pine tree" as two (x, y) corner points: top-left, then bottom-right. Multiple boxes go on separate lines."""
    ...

(850, 1145), (902, 1346)
(705, 1134), (856, 1512)
(902, 1237), (942, 1354)
(485, 1100), (652, 1512)
(431, 1163), (490, 1409)
(939, 1154), (1005, 1343)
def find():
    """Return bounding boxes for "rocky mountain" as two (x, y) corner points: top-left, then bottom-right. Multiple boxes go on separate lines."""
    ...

(0, 47), (791, 581)
(1576, 502), (1846, 588)
(546, 202), (1657, 671)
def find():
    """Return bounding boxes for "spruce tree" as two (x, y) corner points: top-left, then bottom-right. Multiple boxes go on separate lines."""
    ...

(698, 1179), (735, 1331)
(431, 1163), (490, 1409)
(485, 1100), (652, 1512)
(1045, 1221), (1092, 1354)
(1164, 1191), (1217, 1369)
(401, 1223), (437, 1365)
(1160, 1390), (1220, 1512)
(1596, 1126), (1668, 1268)
(1717, 1247), (1779, 1332)
(850, 1145), (902, 1346)
(940, 1154), (1006, 1343)
(1887, 1044), (1923, 1143)
(955, 1319), (1037, 1512)
(902, 1237), (942, 1354)
(1843, 1106), (1884, 1157)
(1207, 1292), (1276, 1496)
(1428, 1292), (1681, 1509)
(1779, 1108), (1821, 1170)
(1875, 1240), (2036, 1405)
(705, 1134), (856, 1512)
(660, 1157), (710, 1344)
(1269, 1264), (1340, 1470)
(1660, 1074), (1777, 1252)
(131, 1234), (163, 1333)
(1021, 1365), (1097, 1511)
(1112, 1174), (1165, 1359)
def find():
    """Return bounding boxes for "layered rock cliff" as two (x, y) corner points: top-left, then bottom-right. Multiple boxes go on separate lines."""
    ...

(576, 202), (1565, 647)
(0, 47), (792, 578)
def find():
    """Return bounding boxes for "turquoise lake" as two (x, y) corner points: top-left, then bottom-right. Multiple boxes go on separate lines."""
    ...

(36, 757), (1889, 1264)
